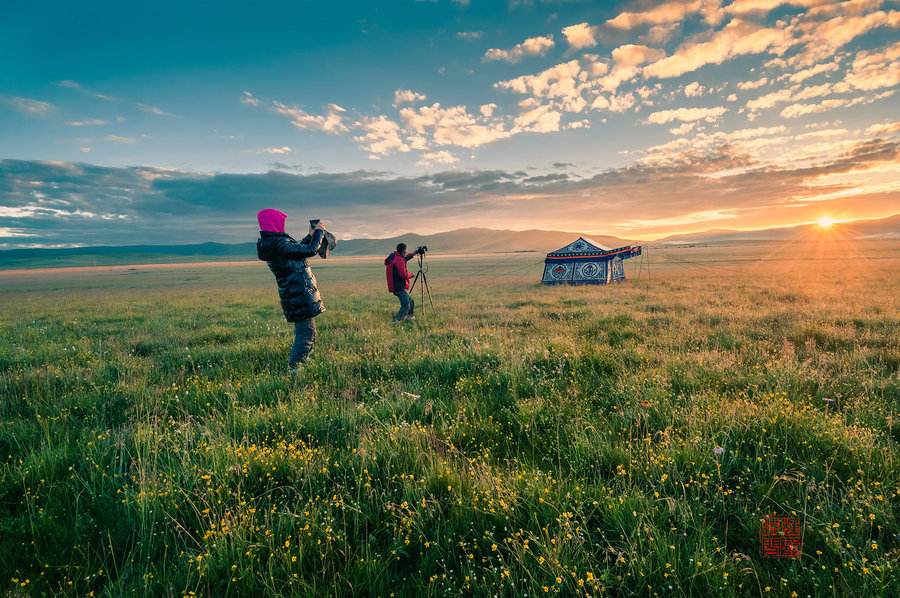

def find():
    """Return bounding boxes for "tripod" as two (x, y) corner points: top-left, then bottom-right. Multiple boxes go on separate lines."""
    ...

(408, 252), (435, 312)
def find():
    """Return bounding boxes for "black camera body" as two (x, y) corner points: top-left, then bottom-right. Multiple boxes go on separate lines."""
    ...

(416, 245), (428, 254)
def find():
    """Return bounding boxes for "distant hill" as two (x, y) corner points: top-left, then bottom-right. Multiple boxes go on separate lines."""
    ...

(658, 213), (900, 244)
(335, 228), (631, 256)
(0, 228), (633, 270)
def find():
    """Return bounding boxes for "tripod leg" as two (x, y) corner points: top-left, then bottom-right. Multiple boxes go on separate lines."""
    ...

(420, 272), (426, 310)
(420, 272), (435, 308)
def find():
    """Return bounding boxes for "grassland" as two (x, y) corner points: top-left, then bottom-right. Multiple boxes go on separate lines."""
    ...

(1, 241), (898, 596)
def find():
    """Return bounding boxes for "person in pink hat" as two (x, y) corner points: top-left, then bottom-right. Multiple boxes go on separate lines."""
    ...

(256, 208), (327, 371)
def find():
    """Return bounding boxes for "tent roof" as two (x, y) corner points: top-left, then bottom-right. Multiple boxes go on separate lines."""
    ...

(580, 237), (613, 251)
(547, 236), (620, 256)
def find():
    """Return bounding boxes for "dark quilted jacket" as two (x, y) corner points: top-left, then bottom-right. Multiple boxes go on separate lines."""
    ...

(257, 229), (326, 322)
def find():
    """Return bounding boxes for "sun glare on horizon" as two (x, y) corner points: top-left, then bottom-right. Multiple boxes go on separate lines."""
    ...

(817, 216), (836, 229)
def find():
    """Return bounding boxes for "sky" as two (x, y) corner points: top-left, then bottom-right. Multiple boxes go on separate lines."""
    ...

(1, 0), (898, 247)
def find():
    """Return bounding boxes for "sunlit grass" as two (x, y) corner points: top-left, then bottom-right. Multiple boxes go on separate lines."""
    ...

(0, 242), (898, 596)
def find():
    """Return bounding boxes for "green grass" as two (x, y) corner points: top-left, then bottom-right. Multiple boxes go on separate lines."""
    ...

(1, 244), (898, 596)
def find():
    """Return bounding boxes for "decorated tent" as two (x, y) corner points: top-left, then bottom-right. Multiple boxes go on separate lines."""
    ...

(541, 237), (642, 285)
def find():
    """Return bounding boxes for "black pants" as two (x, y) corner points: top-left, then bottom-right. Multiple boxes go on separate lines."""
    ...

(290, 318), (317, 366)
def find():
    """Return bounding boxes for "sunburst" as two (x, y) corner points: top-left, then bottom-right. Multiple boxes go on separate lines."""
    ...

(816, 216), (836, 229)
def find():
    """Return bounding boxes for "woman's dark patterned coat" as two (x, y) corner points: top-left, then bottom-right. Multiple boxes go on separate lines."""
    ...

(257, 229), (326, 322)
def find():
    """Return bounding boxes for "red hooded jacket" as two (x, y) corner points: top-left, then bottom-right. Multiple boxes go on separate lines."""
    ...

(384, 251), (412, 293)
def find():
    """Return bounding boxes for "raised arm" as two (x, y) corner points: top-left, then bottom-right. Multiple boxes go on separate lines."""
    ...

(279, 229), (325, 259)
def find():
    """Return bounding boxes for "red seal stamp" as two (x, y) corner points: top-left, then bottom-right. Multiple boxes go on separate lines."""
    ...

(760, 514), (802, 559)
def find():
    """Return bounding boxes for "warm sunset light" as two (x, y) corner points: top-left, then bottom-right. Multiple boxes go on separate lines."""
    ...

(3, 1), (900, 245)
(2, 2), (900, 597)
(817, 216), (837, 229)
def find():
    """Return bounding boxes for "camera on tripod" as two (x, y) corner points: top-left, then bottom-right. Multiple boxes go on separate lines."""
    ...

(408, 245), (433, 312)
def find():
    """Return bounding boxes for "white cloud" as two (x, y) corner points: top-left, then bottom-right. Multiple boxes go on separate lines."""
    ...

(609, 93), (638, 113)
(640, 125), (789, 165)
(137, 103), (171, 116)
(607, 0), (723, 30)
(495, 60), (586, 110)
(484, 35), (555, 63)
(257, 146), (292, 155)
(726, 0), (829, 17)
(745, 88), (794, 110)
(643, 19), (793, 79)
(55, 80), (116, 102)
(865, 121), (900, 136)
(399, 103), (511, 148)
(806, 0), (884, 18)
(578, 46), (663, 98)
(561, 22), (598, 50)
(684, 81), (706, 96)
(737, 77), (769, 90)
(780, 98), (853, 117)
(566, 119), (591, 130)
(479, 103), (497, 117)
(646, 106), (728, 124)
(272, 102), (349, 134)
(66, 119), (108, 127)
(779, 90), (894, 117)
(2, 96), (54, 116)
(726, 93), (738, 101)
(394, 89), (428, 106)
(844, 41), (900, 91)
(456, 31), (484, 40)
(612, 44), (666, 67)
(244, 91), (349, 135)
(353, 116), (411, 158)
(417, 150), (458, 167)
(785, 9), (900, 67)
(788, 60), (841, 83)
(792, 82), (846, 101)
(512, 104), (562, 133)
(642, 23), (682, 45)
(669, 121), (697, 135)
(745, 76), (857, 113)
(104, 135), (137, 144)
(590, 95), (610, 110)
(795, 127), (849, 139)
(241, 91), (261, 107)
(0, 227), (36, 238)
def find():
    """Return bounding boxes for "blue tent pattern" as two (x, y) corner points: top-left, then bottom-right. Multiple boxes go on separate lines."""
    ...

(541, 237), (642, 285)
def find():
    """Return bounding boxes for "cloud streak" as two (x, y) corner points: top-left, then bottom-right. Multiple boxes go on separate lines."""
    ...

(1, 96), (55, 116)
(484, 35), (555, 63)
(2, 132), (896, 246)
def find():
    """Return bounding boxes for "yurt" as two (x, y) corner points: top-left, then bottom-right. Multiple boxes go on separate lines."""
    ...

(541, 237), (642, 285)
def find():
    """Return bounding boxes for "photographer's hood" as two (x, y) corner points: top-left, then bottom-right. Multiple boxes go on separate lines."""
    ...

(257, 208), (288, 233)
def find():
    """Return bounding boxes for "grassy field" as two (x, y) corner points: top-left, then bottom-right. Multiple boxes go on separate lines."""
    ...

(1, 241), (898, 596)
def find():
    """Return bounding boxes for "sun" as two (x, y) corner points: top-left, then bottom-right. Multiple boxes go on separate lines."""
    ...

(816, 216), (836, 229)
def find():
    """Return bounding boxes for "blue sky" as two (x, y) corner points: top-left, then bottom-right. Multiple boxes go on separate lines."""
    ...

(1, 0), (898, 246)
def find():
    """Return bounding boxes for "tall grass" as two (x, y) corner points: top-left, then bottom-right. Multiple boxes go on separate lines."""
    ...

(0, 244), (898, 596)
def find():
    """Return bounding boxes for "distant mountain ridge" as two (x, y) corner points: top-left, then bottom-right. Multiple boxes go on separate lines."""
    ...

(658, 213), (900, 244)
(3, 215), (898, 270)
(0, 228), (633, 270)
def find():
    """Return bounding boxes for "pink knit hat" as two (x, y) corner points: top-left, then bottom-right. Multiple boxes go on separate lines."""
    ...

(257, 208), (287, 233)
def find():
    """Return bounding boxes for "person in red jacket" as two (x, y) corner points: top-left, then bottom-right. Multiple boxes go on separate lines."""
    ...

(384, 243), (420, 321)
